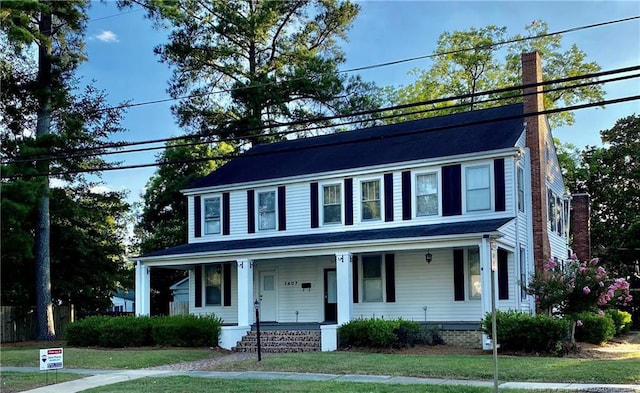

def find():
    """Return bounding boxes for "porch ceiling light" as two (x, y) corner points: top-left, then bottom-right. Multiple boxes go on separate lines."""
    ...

(425, 250), (433, 264)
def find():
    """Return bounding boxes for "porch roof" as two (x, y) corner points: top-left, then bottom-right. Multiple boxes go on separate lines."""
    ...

(139, 217), (512, 259)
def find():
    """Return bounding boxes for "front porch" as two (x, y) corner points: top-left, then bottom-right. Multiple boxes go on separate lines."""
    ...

(135, 219), (531, 351)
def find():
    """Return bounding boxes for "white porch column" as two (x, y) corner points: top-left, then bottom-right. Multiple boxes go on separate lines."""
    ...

(135, 261), (150, 316)
(236, 259), (254, 326)
(335, 252), (353, 325)
(480, 236), (499, 350)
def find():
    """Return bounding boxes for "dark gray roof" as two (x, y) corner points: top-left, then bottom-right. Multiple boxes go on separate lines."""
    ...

(189, 103), (524, 189)
(140, 218), (512, 258)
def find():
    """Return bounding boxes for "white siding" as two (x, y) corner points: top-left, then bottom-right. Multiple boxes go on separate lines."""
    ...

(188, 156), (518, 244)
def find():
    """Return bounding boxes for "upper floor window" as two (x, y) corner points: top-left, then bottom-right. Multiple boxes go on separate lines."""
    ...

(548, 189), (556, 233)
(204, 197), (221, 235)
(466, 165), (491, 211)
(468, 248), (481, 299)
(362, 255), (383, 302)
(416, 172), (438, 216)
(361, 179), (381, 221)
(323, 184), (342, 224)
(258, 190), (276, 230)
(205, 264), (222, 306)
(517, 166), (525, 212)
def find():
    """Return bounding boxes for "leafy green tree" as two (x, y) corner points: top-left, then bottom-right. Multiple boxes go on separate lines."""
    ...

(124, 0), (381, 146)
(1, 1), (129, 336)
(388, 20), (604, 128)
(579, 115), (640, 277)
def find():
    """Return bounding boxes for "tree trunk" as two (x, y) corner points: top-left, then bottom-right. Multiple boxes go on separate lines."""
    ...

(34, 0), (55, 341)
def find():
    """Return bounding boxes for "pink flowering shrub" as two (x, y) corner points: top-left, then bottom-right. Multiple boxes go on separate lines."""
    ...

(527, 254), (632, 317)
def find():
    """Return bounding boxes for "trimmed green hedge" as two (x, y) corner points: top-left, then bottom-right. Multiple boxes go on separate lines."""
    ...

(482, 310), (569, 353)
(575, 312), (615, 344)
(65, 314), (222, 348)
(338, 318), (442, 349)
(152, 315), (221, 347)
(606, 309), (632, 336)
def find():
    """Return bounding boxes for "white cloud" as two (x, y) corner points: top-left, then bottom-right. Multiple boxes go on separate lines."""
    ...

(90, 185), (113, 194)
(95, 30), (119, 43)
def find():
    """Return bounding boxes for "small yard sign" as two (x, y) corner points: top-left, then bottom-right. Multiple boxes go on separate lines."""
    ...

(39, 347), (64, 371)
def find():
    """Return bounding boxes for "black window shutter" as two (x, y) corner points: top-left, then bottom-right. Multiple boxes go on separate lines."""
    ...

(384, 173), (394, 222)
(194, 265), (203, 308)
(222, 192), (230, 235)
(345, 178), (354, 225)
(352, 255), (359, 303)
(498, 249), (509, 300)
(442, 164), (462, 216)
(310, 182), (319, 228)
(247, 190), (255, 233)
(385, 253), (396, 302)
(401, 171), (411, 220)
(223, 263), (232, 306)
(278, 186), (286, 231)
(494, 158), (506, 212)
(453, 249), (465, 301)
(194, 196), (202, 238)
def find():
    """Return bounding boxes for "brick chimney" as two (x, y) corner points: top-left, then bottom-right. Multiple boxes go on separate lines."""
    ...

(522, 52), (551, 274)
(570, 193), (591, 260)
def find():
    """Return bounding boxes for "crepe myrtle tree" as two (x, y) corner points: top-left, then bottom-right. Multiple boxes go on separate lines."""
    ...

(527, 254), (632, 342)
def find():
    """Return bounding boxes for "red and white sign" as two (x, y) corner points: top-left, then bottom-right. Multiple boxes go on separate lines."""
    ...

(39, 347), (64, 371)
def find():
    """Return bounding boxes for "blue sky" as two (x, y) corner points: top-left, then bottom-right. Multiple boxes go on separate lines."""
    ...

(80, 1), (640, 204)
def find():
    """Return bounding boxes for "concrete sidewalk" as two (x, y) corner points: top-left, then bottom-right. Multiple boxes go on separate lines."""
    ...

(4, 367), (639, 392)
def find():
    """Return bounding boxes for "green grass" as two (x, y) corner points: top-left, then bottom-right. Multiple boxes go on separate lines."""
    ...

(0, 371), (82, 393)
(82, 376), (566, 393)
(212, 352), (640, 384)
(0, 345), (217, 369)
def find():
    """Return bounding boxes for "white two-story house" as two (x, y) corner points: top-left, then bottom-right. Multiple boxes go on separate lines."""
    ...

(135, 52), (575, 351)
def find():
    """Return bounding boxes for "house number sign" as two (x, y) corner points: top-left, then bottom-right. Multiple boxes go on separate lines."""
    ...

(284, 281), (298, 286)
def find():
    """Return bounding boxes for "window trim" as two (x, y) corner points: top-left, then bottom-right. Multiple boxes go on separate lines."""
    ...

(359, 177), (383, 222)
(204, 263), (223, 306)
(517, 165), (525, 213)
(361, 254), (384, 302)
(519, 246), (527, 301)
(256, 189), (277, 231)
(414, 170), (440, 218)
(321, 182), (343, 225)
(463, 163), (493, 213)
(202, 194), (223, 236)
(467, 248), (481, 300)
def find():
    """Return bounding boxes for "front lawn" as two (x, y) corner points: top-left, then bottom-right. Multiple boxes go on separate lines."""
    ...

(212, 351), (640, 384)
(0, 344), (218, 369)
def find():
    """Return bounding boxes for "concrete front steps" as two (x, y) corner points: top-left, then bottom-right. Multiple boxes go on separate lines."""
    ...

(233, 328), (322, 353)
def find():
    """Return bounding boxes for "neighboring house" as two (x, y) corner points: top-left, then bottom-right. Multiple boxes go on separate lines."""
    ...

(111, 289), (135, 313)
(170, 277), (190, 303)
(135, 52), (585, 351)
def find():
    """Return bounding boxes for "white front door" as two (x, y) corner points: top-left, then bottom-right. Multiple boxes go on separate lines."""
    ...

(259, 270), (277, 321)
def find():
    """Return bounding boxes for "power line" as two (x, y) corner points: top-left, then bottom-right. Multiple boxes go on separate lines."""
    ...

(341, 16), (640, 74)
(4, 64), (638, 164)
(20, 15), (640, 120)
(3, 93), (638, 179)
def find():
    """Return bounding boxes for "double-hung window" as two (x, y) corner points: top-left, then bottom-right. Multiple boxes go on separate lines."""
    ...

(205, 264), (222, 306)
(466, 165), (491, 211)
(517, 166), (525, 212)
(362, 255), (382, 302)
(323, 184), (342, 224)
(204, 197), (221, 235)
(468, 248), (481, 299)
(258, 190), (276, 230)
(361, 180), (381, 221)
(416, 172), (438, 216)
